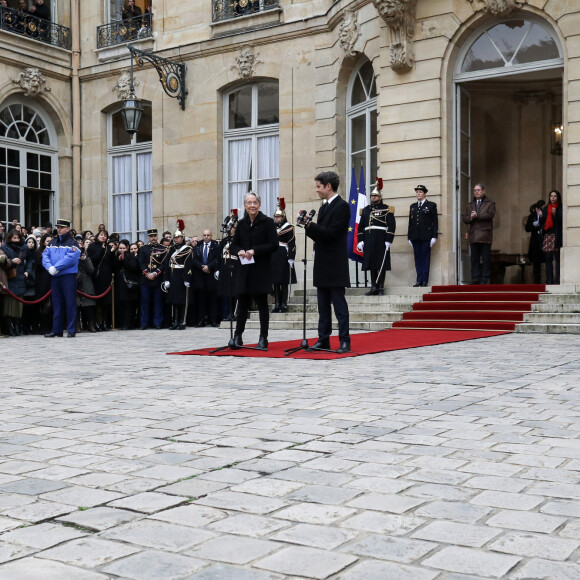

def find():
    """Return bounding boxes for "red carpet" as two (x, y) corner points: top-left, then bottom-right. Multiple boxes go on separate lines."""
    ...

(168, 328), (509, 359)
(393, 284), (546, 332)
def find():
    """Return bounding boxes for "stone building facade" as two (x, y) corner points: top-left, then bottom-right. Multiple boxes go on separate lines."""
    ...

(0, 0), (578, 284)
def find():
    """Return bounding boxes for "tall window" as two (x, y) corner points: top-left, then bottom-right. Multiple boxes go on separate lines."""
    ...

(347, 60), (378, 194)
(223, 82), (279, 217)
(108, 104), (152, 241)
(0, 102), (57, 228)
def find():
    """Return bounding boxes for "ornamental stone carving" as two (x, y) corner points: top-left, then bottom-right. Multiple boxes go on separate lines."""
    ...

(468, 0), (525, 16)
(339, 8), (360, 57)
(13, 67), (51, 97)
(231, 45), (263, 79)
(113, 71), (139, 101)
(372, 0), (417, 73)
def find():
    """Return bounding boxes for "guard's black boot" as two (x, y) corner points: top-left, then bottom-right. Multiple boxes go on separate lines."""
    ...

(256, 335), (268, 351)
(233, 334), (243, 347)
(365, 286), (377, 296)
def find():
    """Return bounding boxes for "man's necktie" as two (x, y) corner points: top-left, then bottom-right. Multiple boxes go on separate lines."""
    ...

(203, 243), (208, 264)
(476, 199), (481, 211)
(320, 202), (327, 219)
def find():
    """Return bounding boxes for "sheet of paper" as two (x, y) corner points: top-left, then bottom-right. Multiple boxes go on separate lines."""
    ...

(240, 256), (255, 265)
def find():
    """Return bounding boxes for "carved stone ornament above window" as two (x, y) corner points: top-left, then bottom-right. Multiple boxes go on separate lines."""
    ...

(372, 0), (418, 73)
(113, 71), (140, 101)
(12, 67), (51, 97)
(468, 0), (525, 16)
(231, 45), (263, 79)
(339, 8), (360, 57)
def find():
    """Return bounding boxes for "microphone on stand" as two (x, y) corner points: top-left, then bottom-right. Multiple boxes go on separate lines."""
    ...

(304, 209), (316, 226)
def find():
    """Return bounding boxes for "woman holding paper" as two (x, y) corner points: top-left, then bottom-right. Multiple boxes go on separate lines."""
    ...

(230, 192), (278, 350)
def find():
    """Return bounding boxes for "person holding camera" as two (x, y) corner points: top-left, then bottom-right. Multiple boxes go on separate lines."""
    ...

(525, 199), (545, 284)
(114, 239), (141, 330)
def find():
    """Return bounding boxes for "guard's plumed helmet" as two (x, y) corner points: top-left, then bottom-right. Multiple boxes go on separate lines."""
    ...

(274, 197), (286, 219)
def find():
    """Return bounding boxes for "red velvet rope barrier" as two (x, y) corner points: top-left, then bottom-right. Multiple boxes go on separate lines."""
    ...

(1, 282), (112, 304)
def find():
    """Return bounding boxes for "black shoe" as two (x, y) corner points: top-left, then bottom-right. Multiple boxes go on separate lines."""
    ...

(377, 288), (384, 296)
(256, 336), (268, 351)
(413, 283), (421, 287)
(140, 326), (148, 330)
(67, 332), (76, 338)
(310, 339), (331, 351)
(421, 282), (428, 287)
(44, 332), (63, 338)
(154, 325), (162, 329)
(365, 287), (378, 296)
(279, 304), (288, 313)
(271, 304), (280, 313)
(336, 340), (351, 354)
(177, 324), (186, 330)
(211, 323), (220, 328)
(169, 323), (178, 330)
(233, 334), (243, 347)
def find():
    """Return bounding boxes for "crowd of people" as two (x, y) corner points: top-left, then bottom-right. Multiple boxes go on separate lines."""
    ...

(0, 204), (296, 340)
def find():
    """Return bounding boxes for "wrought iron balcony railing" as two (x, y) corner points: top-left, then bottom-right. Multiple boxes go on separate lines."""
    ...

(212, 0), (278, 23)
(0, 5), (71, 50)
(97, 14), (153, 49)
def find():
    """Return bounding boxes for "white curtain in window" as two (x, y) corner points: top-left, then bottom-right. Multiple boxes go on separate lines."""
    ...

(137, 152), (152, 192)
(112, 155), (131, 194)
(257, 135), (279, 217)
(228, 138), (252, 213)
(137, 191), (152, 231)
(113, 193), (132, 234)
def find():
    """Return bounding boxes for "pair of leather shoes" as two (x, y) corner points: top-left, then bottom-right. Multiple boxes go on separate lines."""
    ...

(365, 287), (378, 296)
(336, 340), (351, 354)
(233, 334), (243, 347)
(413, 282), (421, 287)
(44, 332), (63, 338)
(256, 336), (268, 351)
(310, 339), (330, 351)
(67, 333), (76, 338)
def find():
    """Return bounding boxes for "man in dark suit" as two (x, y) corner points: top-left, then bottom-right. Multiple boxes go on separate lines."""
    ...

(303, 171), (351, 353)
(408, 185), (438, 287)
(462, 183), (496, 285)
(192, 229), (220, 327)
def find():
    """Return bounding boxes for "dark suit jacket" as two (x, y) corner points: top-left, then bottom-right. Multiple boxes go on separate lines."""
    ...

(462, 195), (496, 244)
(230, 211), (278, 295)
(408, 200), (438, 242)
(192, 240), (220, 290)
(306, 195), (351, 288)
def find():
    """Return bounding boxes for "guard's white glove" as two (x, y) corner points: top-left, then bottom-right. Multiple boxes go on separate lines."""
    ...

(48, 266), (58, 276)
(408, 240), (413, 248)
(288, 259), (294, 267)
(533, 220), (539, 227)
(385, 242), (391, 251)
(184, 281), (190, 287)
(430, 238), (437, 248)
(356, 242), (364, 252)
(163, 281), (170, 289)
(214, 271), (220, 280)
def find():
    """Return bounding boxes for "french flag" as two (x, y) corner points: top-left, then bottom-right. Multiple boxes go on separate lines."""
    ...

(353, 166), (367, 259)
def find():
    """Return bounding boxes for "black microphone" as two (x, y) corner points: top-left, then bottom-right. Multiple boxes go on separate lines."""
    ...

(304, 209), (316, 226)
(220, 215), (230, 232)
(296, 209), (307, 226)
(227, 215), (238, 232)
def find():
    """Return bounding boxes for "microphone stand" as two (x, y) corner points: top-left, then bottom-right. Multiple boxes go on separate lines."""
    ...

(285, 216), (313, 356)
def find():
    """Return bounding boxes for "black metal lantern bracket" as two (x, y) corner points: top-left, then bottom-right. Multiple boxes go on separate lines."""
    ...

(128, 44), (188, 110)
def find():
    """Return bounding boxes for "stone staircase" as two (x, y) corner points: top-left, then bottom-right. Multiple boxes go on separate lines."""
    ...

(244, 284), (580, 334)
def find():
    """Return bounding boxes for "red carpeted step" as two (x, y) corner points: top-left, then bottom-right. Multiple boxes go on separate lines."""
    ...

(423, 292), (541, 302)
(393, 320), (517, 331)
(431, 284), (545, 293)
(402, 311), (524, 322)
(412, 301), (533, 312)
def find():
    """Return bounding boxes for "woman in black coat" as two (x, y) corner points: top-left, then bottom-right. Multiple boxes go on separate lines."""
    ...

(525, 200), (545, 284)
(539, 190), (563, 284)
(114, 239), (141, 329)
(87, 229), (115, 330)
(229, 192), (278, 350)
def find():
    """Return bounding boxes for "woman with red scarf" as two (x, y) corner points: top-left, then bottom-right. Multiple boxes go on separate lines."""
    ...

(539, 190), (563, 284)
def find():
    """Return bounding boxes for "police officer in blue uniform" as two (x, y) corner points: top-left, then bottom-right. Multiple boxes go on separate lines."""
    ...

(42, 218), (81, 337)
(408, 185), (438, 287)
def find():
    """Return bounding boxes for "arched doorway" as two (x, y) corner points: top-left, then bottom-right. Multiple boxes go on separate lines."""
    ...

(454, 15), (564, 284)
(0, 99), (58, 229)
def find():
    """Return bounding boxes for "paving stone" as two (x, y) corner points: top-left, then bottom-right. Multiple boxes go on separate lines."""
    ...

(195, 491), (288, 514)
(287, 485), (361, 505)
(102, 550), (207, 580)
(414, 500), (491, 524)
(1, 522), (86, 549)
(486, 510), (566, 533)
(344, 476), (414, 494)
(0, 478), (68, 495)
(0, 516), (21, 533)
(270, 523), (357, 550)
(187, 535), (279, 565)
(346, 492), (424, 514)
(39, 485), (123, 507)
(3, 500), (76, 523)
(469, 490), (544, 511)
(57, 506), (142, 531)
(273, 503), (355, 525)
(38, 537), (140, 567)
(255, 545), (357, 579)
(558, 520), (580, 540)
(340, 512), (424, 535)
(107, 491), (185, 513)
(185, 563), (284, 579)
(198, 469), (260, 484)
(231, 478), (304, 497)
(0, 544), (36, 565)
(338, 560), (438, 580)
(342, 533), (436, 563)
(270, 467), (354, 487)
(541, 500), (580, 518)
(0, 557), (107, 579)
(208, 514), (289, 537)
(412, 521), (501, 547)
(150, 504), (228, 527)
(421, 546), (521, 577)
(101, 520), (216, 551)
(510, 558), (580, 580)
(489, 531), (579, 560)
(158, 479), (229, 498)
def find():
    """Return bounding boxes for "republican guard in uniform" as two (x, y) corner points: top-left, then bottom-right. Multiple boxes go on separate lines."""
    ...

(357, 181), (396, 296)
(271, 198), (296, 313)
(408, 185), (438, 287)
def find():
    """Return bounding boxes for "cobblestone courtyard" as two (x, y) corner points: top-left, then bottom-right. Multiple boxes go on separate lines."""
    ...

(1, 330), (579, 579)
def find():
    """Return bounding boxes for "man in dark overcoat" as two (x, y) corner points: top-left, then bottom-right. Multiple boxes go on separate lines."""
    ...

(303, 171), (351, 353)
(408, 184), (438, 287)
(192, 229), (220, 327)
(462, 183), (496, 285)
(357, 186), (396, 296)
